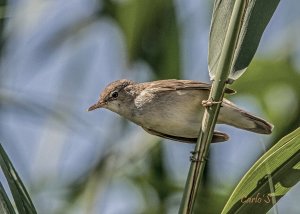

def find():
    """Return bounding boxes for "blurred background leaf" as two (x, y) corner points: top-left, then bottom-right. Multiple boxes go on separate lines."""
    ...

(100, 0), (180, 79)
(232, 58), (300, 144)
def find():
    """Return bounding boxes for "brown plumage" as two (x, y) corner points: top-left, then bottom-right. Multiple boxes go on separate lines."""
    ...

(88, 79), (273, 143)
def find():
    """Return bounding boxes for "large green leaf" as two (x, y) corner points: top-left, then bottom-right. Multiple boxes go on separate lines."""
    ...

(0, 144), (37, 214)
(222, 127), (300, 214)
(208, 0), (280, 81)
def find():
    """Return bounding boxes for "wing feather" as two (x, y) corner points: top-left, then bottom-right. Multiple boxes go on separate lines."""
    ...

(143, 79), (235, 94)
(143, 128), (229, 143)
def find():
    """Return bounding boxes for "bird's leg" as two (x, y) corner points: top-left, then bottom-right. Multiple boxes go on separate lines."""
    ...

(202, 98), (222, 107)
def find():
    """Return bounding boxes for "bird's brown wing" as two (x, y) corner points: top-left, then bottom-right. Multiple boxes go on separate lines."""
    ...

(143, 79), (235, 94)
(143, 128), (229, 143)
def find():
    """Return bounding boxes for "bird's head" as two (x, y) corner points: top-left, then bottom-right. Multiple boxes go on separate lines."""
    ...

(88, 79), (136, 114)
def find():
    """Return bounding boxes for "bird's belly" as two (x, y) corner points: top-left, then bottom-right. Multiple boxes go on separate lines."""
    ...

(133, 93), (205, 138)
(149, 113), (202, 138)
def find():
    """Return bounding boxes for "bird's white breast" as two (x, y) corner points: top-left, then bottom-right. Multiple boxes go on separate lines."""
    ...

(132, 89), (208, 138)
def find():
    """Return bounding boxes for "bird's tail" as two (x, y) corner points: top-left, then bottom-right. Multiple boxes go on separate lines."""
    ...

(220, 100), (274, 134)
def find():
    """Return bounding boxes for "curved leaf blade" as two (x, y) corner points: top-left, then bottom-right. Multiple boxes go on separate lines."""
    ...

(208, 0), (280, 81)
(222, 128), (300, 214)
(0, 182), (16, 214)
(0, 144), (37, 214)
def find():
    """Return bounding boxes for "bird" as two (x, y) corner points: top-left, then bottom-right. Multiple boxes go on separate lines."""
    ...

(88, 79), (273, 143)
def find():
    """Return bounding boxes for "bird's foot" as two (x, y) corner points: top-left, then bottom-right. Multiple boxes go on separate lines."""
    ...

(189, 156), (208, 163)
(190, 150), (198, 155)
(189, 151), (208, 163)
(202, 98), (222, 107)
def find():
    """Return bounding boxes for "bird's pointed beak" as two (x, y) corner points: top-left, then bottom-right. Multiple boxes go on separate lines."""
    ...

(87, 101), (105, 112)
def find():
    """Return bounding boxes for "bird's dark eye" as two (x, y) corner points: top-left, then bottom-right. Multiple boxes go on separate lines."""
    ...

(111, 91), (118, 98)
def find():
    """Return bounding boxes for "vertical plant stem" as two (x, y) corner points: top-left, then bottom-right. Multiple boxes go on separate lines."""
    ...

(179, 0), (246, 213)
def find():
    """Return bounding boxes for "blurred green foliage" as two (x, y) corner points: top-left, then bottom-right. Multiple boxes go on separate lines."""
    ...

(232, 58), (300, 144)
(0, 0), (6, 52)
(100, 0), (180, 79)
